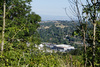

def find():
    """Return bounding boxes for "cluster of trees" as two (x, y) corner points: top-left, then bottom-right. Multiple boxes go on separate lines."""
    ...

(0, 0), (42, 66)
(0, 0), (41, 49)
(66, 0), (100, 67)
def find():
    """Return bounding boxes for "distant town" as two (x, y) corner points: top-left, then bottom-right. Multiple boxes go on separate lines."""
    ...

(36, 43), (75, 53)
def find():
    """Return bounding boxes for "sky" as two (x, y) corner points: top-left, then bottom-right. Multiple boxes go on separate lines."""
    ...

(31, 0), (85, 20)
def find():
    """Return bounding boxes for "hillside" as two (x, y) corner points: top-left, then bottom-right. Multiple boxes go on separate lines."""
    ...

(38, 20), (82, 48)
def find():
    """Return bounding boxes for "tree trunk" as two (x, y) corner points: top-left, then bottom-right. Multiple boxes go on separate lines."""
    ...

(92, 23), (96, 67)
(83, 31), (87, 67)
(92, 0), (96, 67)
(1, 0), (6, 52)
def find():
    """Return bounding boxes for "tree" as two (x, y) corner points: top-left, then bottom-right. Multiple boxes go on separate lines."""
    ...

(82, 0), (100, 67)
(1, 0), (6, 53)
(0, 0), (41, 66)
(66, 0), (88, 67)
(0, 0), (41, 44)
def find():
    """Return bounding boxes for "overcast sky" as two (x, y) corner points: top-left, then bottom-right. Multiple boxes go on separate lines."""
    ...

(31, 0), (85, 20)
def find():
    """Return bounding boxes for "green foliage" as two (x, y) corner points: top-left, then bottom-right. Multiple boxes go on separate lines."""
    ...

(0, 0), (41, 44)
(0, 47), (84, 67)
(0, 0), (42, 66)
(68, 47), (83, 55)
(86, 45), (100, 67)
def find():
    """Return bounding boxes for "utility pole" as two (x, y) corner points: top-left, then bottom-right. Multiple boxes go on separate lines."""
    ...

(1, 0), (6, 53)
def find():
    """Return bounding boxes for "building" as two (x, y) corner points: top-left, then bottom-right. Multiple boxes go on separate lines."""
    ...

(52, 44), (75, 52)
(38, 44), (44, 50)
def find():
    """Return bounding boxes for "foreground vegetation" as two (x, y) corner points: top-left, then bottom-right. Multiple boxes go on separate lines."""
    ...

(0, 0), (100, 67)
(0, 47), (84, 67)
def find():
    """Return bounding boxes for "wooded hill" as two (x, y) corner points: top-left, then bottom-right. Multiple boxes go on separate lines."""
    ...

(38, 20), (82, 48)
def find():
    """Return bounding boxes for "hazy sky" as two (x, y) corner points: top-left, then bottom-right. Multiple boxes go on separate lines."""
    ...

(31, 0), (85, 20)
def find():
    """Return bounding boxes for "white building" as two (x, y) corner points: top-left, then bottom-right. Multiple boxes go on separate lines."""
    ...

(54, 44), (75, 52)
(38, 44), (44, 50)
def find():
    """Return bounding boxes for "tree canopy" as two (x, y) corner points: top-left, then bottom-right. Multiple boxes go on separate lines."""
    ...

(0, 0), (42, 66)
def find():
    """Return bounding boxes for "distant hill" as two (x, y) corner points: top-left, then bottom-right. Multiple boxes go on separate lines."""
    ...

(38, 20), (82, 48)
